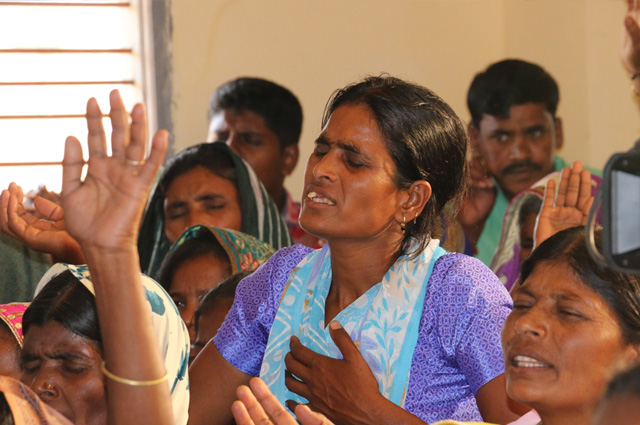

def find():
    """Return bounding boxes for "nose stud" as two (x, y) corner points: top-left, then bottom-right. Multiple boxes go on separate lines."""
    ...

(45, 383), (54, 390)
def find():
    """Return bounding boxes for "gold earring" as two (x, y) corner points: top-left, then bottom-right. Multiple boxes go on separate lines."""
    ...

(414, 212), (418, 225)
(401, 215), (406, 234)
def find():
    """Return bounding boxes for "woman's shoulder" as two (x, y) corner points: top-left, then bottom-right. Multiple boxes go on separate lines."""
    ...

(431, 252), (503, 288)
(260, 244), (315, 276)
(425, 251), (512, 314)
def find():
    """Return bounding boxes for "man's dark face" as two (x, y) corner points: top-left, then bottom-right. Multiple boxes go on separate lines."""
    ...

(207, 109), (297, 203)
(472, 102), (563, 199)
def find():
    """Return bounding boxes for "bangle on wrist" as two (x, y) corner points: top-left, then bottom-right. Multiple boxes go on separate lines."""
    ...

(101, 361), (169, 386)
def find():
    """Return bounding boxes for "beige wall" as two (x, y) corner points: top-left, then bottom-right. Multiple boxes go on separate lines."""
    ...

(171, 0), (638, 202)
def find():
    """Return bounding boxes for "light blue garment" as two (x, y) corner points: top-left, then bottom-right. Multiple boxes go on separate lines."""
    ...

(260, 240), (446, 409)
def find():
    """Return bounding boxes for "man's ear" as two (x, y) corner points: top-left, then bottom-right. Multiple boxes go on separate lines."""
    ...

(395, 180), (432, 224)
(282, 145), (299, 177)
(554, 117), (564, 151)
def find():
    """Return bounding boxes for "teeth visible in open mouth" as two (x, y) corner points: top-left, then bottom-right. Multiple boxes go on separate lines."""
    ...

(513, 355), (547, 368)
(307, 191), (335, 205)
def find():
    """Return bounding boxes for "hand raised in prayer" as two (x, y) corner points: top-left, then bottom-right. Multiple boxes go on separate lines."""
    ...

(0, 182), (84, 264)
(623, 0), (640, 75)
(232, 377), (334, 425)
(534, 161), (594, 248)
(457, 149), (497, 248)
(284, 321), (388, 425)
(61, 90), (167, 251)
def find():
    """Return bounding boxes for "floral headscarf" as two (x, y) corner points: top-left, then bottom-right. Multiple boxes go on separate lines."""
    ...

(169, 225), (274, 276)
(34, 263), (190, 425)
(138, 142), (292, 278)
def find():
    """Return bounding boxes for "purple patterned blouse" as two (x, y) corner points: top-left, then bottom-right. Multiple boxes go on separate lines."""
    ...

(214, 244), (512, 423)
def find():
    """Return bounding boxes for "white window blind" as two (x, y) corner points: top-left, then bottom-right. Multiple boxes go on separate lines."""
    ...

(0, 0), (155, 193)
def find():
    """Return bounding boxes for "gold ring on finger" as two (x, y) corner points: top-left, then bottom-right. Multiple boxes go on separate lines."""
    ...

(125, 158), (145, 167)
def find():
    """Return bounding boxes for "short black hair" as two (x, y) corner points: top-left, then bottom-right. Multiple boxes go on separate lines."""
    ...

(23, 271), (102, 352)
(209, 77), (303, 149)
(467, 59), (559, 127)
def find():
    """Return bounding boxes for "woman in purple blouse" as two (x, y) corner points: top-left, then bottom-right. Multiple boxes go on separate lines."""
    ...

(189, 76), (524, 425)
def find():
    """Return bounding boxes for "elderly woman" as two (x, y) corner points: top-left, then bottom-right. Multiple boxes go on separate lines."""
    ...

(188, 76), (520, 425)
(19, 263), (190, 425)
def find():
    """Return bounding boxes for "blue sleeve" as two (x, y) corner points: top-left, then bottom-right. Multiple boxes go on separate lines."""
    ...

(213, 244), (312, 376)
(431, 254), (512, 395)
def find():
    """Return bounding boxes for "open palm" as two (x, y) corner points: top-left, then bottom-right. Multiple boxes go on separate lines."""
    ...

(535, 162), (594, 248)
(61, 90), (167, 251)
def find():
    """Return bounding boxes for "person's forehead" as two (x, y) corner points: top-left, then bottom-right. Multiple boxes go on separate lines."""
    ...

(212, 108), (270, 132)
(479, 103), (554, 129)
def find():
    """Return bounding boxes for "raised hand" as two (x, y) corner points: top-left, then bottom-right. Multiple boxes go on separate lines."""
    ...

(534, 161), (594, 248)
(61, 90), (167, 251)
(457, 152), (497, 248)
(232, 378), (334, 425)
(623, 0), (640, 75)
(283, 322), (387, 425)
(0, 182), (84, 263)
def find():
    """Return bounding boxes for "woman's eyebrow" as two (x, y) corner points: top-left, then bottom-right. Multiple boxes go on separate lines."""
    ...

(336, 141), (362, 155)
(314, 135), (329, 146)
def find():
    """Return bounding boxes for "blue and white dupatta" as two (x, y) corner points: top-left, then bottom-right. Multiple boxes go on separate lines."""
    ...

(260, 239), (446, 409)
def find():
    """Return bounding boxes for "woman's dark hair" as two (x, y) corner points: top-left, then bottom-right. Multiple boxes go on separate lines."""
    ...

(159, 143), (237, 195)
(194, 271), (250, 330)
(23, 271), (102, 352)
(520, 226), (640, 344)
(157, 227), (232, 292)
(322, 75), (468, 254)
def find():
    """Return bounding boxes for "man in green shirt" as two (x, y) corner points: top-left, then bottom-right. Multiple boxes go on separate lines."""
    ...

(459, 59), (569, 265)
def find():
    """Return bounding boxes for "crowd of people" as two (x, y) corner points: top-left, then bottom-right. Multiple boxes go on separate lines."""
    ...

(0, 2), (639, 425)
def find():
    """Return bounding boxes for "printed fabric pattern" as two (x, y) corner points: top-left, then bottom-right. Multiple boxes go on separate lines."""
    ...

(215, 245), (511, 423)
(260, 240), (445, 408)
(35, 263), (191, 425)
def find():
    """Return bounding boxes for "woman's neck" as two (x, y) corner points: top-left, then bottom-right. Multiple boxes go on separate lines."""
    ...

(324, 237), (404, 324)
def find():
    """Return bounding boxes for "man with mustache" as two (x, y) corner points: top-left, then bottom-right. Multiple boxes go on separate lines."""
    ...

(459, 59), (597, 265)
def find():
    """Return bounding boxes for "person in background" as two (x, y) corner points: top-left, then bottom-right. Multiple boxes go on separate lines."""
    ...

(490, 162), (599, 291)
(190, 271), (251, 362)
(207, 77), (322, 248)
(460, 59), (599, 266)
(139, 142), (291, 277)
(156, 225), (272, 360)
(0, 142), (291, 278)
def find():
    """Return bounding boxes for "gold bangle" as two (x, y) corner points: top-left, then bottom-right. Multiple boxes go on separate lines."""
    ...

(101, 361), (169, 386)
